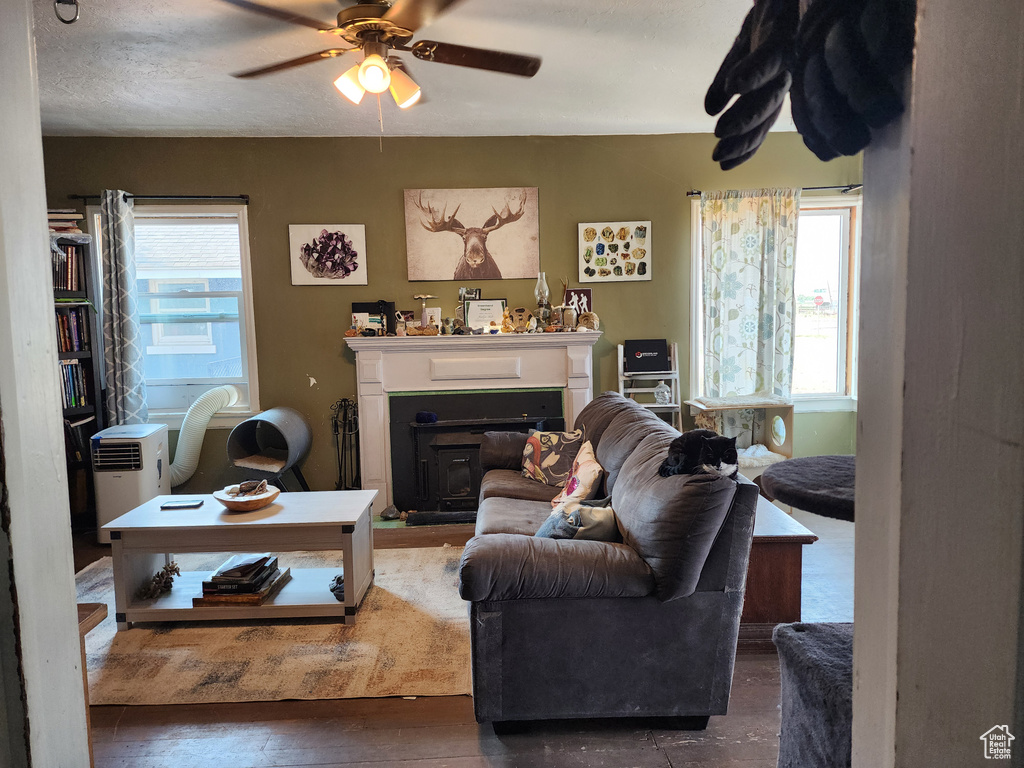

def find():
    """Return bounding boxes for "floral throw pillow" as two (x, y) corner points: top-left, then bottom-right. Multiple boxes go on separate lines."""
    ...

(550, 441), (604, 507)
(521, 429), (584, 487)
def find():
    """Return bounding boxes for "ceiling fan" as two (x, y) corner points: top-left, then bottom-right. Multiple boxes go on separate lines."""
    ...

(221, 0), (542, 109)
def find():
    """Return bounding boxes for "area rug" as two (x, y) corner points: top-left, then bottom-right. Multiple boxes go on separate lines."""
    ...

(75, 546), (470, 705)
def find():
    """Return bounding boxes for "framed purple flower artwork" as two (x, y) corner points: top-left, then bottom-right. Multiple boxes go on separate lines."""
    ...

(289, 224), (368, 285)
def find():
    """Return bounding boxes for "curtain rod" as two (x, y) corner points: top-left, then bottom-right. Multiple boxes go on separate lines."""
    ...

(67, 193), (250, 204)
(686, 184), (863, 197)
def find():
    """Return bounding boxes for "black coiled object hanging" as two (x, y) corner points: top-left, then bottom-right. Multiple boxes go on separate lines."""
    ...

(704, 0), (916, 168)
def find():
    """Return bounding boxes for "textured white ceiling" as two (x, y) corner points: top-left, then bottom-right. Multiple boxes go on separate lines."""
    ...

(33, 0), (793, 137)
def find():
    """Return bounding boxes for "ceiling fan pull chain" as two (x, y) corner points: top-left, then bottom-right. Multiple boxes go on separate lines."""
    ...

(377, 93), (384, 153)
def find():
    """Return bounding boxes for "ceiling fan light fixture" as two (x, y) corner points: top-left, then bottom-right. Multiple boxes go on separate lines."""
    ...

(388, 67), (421, 109)
(358, 53), (391, 94)
(334, 64), (366, 104)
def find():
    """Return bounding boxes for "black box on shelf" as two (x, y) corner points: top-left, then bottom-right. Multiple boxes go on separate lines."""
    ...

(352, 300), (396, 335)
(623, 339), (669, 372)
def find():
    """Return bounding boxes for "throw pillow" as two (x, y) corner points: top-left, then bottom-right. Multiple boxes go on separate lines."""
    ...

(521, 429), (584, 487)
(550, 440), (604, 508)
(535, 499), (620, 541)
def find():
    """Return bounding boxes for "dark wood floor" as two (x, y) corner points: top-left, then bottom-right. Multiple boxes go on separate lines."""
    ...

(76, 510), (854, 768)
(90, 655), (782, 768)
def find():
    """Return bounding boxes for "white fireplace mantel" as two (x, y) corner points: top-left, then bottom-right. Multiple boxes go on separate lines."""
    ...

(345, 332), (602, 514)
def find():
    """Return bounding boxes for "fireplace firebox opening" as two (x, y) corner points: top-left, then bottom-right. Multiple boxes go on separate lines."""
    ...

(389, 389), (564, 524)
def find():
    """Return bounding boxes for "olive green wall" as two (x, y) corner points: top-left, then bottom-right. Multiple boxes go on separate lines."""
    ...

(794, 410), (856, 456)
(42, 134), (860, 492)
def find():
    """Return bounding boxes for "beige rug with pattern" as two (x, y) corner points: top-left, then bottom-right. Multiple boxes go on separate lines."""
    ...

(75, 546), (470, 705)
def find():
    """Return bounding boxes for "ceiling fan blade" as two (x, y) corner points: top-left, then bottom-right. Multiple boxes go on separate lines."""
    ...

(219, 0), (337, 31)
(382, 0), (466, 34)
(411, 41), (541, 78)
(232, 49), (355, 79)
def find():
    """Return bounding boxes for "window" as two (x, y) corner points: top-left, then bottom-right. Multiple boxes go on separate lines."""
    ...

(689, 194), (860, 410)
(89, 204), (259, 426)
(148, 278), (214, 352)
(790, 197), (860, 404)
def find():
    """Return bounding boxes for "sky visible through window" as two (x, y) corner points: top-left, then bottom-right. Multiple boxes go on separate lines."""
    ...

(135, 221), (241, 274)
(792, 213), (844, 395)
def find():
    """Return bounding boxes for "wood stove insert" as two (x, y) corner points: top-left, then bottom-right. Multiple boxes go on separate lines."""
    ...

(389, 388), (564, 524)
(408, 417), (548, 525)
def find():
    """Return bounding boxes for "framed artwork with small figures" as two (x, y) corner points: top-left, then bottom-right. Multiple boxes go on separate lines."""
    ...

(563, 288), (593, 315)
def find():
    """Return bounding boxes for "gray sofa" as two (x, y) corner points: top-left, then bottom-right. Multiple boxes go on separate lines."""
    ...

(458, 391), (759, 727)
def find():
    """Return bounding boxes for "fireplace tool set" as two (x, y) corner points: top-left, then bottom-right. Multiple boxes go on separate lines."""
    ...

(331, 398), (361, 491)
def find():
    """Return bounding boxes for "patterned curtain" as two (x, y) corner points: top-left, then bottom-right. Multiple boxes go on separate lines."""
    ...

(700, 188), (800, 398)
(100, 190), (148, 425)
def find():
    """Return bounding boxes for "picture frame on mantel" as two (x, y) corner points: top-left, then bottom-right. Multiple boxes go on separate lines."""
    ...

(464, 299), (507, 331)
(564, 288), (593, 315)
(289, 224), (368, 286)
(578, 221), (651, 283)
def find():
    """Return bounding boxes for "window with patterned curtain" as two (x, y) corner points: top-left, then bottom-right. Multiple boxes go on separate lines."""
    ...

(99, 189), (148, 425)
(699, 188), (801, 398)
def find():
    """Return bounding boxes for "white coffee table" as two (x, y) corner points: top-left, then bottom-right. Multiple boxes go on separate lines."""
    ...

(103, 490), (377, 630)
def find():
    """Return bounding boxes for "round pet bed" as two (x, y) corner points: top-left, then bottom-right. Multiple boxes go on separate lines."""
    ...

(760, 455), (855, 521)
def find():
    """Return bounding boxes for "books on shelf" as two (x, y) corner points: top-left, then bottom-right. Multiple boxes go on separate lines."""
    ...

(192, 567), (292, 607)
(54, 305), (92, 352)
(63, 415), (95, 465)
(207, 553), (275, 583)
(202, 555), (280, 593)
(51, 241), (83, 291)
(48, 209), (84, 233)
(58, 358), (90, 409)
(47, 229), (100, 468)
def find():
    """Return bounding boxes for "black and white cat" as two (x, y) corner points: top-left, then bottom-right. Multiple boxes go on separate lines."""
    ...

(658, 429), (739, 479)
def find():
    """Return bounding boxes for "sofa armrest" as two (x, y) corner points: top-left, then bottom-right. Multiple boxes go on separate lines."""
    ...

(694, 476), (758, 593)
(479, 431), (529, 473)
(459, 533), (655, 602)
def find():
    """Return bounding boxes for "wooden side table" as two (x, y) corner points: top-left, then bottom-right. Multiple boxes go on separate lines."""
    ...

(738, 497), (819, 652)
(78, 602), (107, 768)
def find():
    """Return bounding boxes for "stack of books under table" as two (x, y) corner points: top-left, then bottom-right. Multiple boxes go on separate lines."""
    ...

(192, 553), (291, 607)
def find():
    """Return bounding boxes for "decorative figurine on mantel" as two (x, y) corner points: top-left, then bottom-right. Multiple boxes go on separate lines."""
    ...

(576, 311), (600, 331)
(412, 294), (437, 329)
(510, 307), (534, 333)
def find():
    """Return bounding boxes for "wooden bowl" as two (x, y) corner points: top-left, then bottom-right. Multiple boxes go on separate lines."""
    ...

(212, 485), (281, 512)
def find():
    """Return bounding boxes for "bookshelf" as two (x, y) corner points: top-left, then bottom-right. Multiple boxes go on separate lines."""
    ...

(50, 229), (104, 524)
(617, 342), (682, 430)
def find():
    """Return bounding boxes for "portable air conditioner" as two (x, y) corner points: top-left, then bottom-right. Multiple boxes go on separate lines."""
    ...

(91, 423), (170, 543)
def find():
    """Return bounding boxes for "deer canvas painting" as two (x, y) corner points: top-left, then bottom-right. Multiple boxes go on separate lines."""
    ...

(404, 188), (539, 281)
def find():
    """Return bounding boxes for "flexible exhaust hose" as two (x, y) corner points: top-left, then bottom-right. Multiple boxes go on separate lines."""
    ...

(169, 384), (241, 487)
